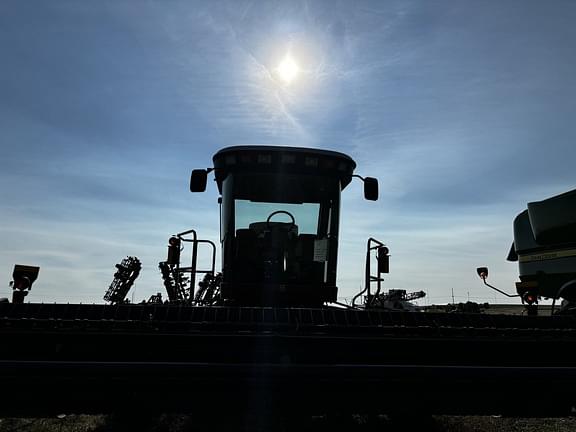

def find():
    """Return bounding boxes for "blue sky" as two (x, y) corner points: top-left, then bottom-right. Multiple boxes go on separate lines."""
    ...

(1, 0), (575, 304)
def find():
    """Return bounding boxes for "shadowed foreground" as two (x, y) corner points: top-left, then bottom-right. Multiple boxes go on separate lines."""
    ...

(5, 304), (576, 417)
(1, 415), (576, 432)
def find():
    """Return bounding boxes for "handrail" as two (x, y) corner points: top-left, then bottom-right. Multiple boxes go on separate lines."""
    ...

(366, 238), (385, 307)
(353, 237), (386, 307)
(176, 230), (217, 300)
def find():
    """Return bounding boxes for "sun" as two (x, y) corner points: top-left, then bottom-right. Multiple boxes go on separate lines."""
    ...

(275, 54), (300, 85)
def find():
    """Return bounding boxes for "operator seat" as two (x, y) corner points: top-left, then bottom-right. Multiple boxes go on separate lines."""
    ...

(294, 234), (323, 284)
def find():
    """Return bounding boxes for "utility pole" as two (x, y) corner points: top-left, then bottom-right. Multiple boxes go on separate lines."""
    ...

(451, 288), (455, 304)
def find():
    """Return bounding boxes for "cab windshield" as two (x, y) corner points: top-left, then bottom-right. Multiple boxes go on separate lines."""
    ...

(224, 172), (340, 240)
(235, 201), (320, 235)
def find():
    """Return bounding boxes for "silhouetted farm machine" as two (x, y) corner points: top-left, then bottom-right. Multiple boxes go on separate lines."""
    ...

(2, 146), (576, 417)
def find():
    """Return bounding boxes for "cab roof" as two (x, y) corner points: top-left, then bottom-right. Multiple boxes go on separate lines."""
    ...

(212, 146), (357, 191)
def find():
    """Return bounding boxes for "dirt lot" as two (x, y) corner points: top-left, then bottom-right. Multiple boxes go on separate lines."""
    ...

(2, 415), (576, 432)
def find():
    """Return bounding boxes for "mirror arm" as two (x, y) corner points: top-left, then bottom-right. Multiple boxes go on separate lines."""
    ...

(480, 276), (520, 298)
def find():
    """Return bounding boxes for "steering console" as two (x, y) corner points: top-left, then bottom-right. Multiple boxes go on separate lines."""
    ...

(266, 210), (296, 228)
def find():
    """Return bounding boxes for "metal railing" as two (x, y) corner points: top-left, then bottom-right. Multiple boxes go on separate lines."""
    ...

(352, 238), (387, 307)
(175, 229), (217, 300)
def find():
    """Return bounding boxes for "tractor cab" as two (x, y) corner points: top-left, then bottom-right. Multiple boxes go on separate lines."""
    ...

(191, 146), (377, 307)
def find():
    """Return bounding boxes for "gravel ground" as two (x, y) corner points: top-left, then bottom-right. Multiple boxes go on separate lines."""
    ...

(2, 415), (576, 432)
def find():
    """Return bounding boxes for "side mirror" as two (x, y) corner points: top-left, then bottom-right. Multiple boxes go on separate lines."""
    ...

(476, 266), (519, 298)
(364, 177), (379, 201)
(476, 267), (488, 279)
(190, 169), (208, 192)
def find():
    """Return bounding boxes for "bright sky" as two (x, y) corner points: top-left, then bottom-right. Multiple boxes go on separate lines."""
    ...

(1, 0), (575, 304)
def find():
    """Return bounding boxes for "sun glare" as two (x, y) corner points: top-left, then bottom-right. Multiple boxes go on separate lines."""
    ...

(276, 54), (300, 85)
